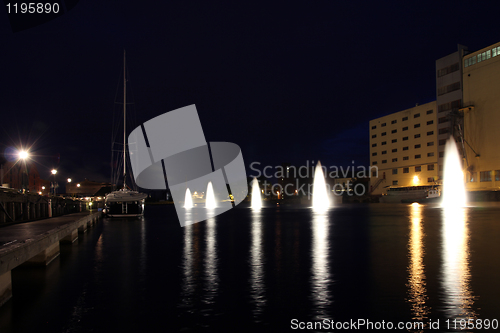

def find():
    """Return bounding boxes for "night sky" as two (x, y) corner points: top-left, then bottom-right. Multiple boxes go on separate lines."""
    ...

(1, 1), (500, 188)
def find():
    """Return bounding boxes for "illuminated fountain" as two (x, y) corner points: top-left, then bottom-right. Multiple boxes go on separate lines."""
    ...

(441, 138), (467, 208)
(206, 181), (216, 209)
(251, 177), (262, 209)
(312, 161), (330, 211)
(184, 188), (193, 209)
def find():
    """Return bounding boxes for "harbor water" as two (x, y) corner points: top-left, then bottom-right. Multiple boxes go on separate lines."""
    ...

(1, 203), (500, 332)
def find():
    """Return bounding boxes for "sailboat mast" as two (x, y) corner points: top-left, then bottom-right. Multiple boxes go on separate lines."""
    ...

(123, 50), (127, 189)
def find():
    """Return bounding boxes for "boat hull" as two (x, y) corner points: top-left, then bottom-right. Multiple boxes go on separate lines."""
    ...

(104, 199), (145, 218)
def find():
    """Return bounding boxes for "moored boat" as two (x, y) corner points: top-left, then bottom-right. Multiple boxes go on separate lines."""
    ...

(104, 50), (147, 217)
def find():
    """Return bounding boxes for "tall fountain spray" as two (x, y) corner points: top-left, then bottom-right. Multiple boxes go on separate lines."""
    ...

(184, 188), (193, 208)
(441, 138), (467, 207)
(251, 177), (262, 209)
(206, 181), (216, 209)
(312, 161), (330, 211)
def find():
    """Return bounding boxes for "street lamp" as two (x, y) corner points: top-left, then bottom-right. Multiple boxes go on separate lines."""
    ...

(18, 150), (29, 192)
(51, 169), (57, 195)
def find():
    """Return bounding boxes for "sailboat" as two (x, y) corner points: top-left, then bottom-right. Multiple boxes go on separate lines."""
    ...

(104, 50), (148, 217)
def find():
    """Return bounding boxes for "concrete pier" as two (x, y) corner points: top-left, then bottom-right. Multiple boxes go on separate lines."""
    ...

(0, 211), (101, 306)
(25, 242), (60, 266)
(0, 271), (11, 307)
(60, 229), (79, 244)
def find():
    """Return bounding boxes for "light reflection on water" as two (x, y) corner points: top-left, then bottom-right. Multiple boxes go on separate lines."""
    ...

(203, 217), (218, 305)
(4, 204), (500, 332)
(407, 203), (429, 322)
(441, 206), (476, 319)
(180, 219), (195, 309)
(250, 209), (265, 318)
(310, 210), (332, 319)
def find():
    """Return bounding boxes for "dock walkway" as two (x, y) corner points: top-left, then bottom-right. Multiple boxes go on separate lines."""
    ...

(0, 211), (102, 307)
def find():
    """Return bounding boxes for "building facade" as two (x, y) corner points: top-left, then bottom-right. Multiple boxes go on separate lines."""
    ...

(462, 41), (500, 191)
(0, 161), (48, 194)
(435, 45), (468, 178)
(369, 101), (438, 195)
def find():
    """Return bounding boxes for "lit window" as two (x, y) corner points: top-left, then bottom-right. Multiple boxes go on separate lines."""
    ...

(494, 48), (497, 57)
(487, 50), (491, 59)
(472, 56), (476, 65)
(480, 171), (492, 182)
(469, 172), (477, 182)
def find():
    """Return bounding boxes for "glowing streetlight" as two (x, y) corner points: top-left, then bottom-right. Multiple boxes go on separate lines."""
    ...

(77, 183), (81, 187)
(18, 150), (29, 192)
(413, 175), (419, 185)
(67, 178), (72, 183)
(51, 169), (57, 195)
(18, 150), (29, 160)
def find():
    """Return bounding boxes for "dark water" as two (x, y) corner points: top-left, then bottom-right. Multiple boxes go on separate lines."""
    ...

(1, 203), (500, 332)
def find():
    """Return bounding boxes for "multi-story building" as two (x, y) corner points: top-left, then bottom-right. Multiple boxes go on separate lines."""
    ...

(435, 45), (468, 178)
(462, 41), (500, 191)
(369, 101), (438, 195)
(0, 161), (48, 194)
